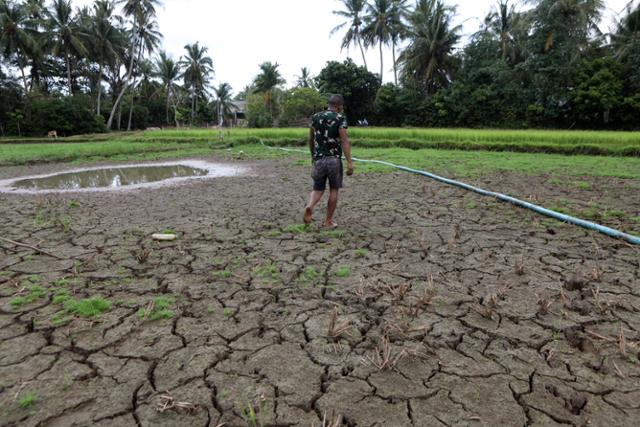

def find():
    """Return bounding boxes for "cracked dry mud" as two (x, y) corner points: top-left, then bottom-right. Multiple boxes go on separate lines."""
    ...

(1, 158), (639, 427)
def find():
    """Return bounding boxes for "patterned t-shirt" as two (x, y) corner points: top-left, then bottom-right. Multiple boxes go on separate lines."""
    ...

(310, 110), (348, 160)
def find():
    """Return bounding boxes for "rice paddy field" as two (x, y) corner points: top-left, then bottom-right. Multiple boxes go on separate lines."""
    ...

(1, 128), (640, 425)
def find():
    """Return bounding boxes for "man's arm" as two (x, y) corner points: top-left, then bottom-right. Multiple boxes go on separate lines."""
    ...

(309, 127), (315, 159)
(339, 127), (354, 176)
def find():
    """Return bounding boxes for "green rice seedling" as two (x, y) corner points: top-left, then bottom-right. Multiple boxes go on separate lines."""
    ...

(223, 308), (233, 318)
(68, 200), (80, 208)
(335, 266), (350, 278)
(17, 392), (37, 408)
(64, 297), (112, 317)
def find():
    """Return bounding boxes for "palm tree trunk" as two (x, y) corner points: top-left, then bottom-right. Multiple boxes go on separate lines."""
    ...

(97, 61), (103, 116)
(107, 33), (138, 130)
(191, 92), (195, 126)
(127, 90), (134, 131)
(18, 65), (32, 121)
(66, 52), (73, 96)
(392, 40), (398, 86)
(358, 37), (368, 70)
(379, 41), (384, 83)
(165, 85), (170, 124)
(117, 103), (122, 130)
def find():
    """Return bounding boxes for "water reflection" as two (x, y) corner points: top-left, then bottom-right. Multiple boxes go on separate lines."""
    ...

(13, 164), (210, 190)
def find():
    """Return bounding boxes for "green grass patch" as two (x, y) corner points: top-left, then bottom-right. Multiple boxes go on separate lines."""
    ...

(298, 266), (319, 284)
(255, 261), (279, 280)
(283, 223), (308, 233)
(64, 297), (112, 317)
(9, 285), (46, 308)
(212, 269), (232, 279)
(335, 266), (350, 278)
(137, 296), (174, 321)
(354, 248), (367, 258)
(17, 392), (37, 408)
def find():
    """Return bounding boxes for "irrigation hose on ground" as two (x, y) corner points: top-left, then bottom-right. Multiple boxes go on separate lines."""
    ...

(257, 140), (640, 246)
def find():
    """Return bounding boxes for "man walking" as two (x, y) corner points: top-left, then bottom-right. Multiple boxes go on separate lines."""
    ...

(303, 94), (354, 227)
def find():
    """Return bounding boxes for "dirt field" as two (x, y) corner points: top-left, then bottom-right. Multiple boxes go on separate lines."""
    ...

(1, 157), (639, 426)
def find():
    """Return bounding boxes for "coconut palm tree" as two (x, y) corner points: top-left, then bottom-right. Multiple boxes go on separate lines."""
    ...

(253, 61), (285, 119)
(331, 0), (369, 70)
(88, 0), (124, 115)
(180, 42), (214, 124)
(46, 0), (88, 95)
(611, 1), (640, 60)
(106, 0), (161, 130)
(362, 0), (395, 83)
(0, 0), (35, 94)
(213, 82), (233, 126)
(295, 67), (313, 88)
(154, 50), (181, 124)
(399, 0), (461, 94)
(389, 0), (409, 85)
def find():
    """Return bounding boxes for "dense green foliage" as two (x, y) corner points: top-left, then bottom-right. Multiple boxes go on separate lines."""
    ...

(1, 0), (639, 135)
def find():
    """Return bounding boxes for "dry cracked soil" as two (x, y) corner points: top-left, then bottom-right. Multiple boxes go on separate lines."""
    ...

(0, 157), (639, 427)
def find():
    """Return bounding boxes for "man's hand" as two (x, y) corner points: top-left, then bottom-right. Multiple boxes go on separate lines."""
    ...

(346, 162), (354, 176)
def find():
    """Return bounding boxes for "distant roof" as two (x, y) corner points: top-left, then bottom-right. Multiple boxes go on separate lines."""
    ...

(231, 101), (246, 113)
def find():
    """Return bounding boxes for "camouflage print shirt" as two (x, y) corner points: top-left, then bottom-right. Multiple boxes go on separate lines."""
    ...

(310, 110), (348, 160)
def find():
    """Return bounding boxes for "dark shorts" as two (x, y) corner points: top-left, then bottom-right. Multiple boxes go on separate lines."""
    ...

(311, 157), (343, 191)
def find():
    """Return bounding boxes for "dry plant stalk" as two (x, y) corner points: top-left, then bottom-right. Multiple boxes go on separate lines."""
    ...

(385, 283), (410, 302)
(140, 300), (155, 321)
(619, 325), (627, 357)
(136, 248), (150, 263)
(363, 333), (407, 371)
(327, 308), (351, 343)
(515, 257), (525, 275)
(312, 412), (342, 427)
(537, 297), (553, 315)
(155, 393), (199, 415)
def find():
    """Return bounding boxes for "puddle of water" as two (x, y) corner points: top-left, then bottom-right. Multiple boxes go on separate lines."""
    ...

(0, 161), (247, 193)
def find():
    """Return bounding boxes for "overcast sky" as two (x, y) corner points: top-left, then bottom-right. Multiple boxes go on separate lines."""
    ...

(73, 0), (632, 95)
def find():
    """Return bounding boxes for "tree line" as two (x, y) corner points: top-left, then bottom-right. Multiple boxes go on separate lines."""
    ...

(1, 0), (639, 136)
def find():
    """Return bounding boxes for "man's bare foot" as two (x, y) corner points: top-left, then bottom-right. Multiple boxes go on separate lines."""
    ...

(303, 207), (313, 225)
(322, 220), (338, 228)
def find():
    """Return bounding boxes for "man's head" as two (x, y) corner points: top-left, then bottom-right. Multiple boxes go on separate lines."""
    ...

(328, 94), (344, 112)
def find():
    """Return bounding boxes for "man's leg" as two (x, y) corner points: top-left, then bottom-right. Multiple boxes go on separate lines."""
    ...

(304, 190), (324, 224)
(323, 189), (339, 227)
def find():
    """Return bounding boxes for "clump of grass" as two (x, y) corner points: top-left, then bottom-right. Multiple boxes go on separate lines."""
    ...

(212, 269), (232, 279)
(138, 296), (174, 321)
(283, 224), (308, 234)
(321, 229), (345, 239)
(354, 248), (367, 258)
(64, 297), (112, 317)
(335, 266), (350, 278)
(255, 261), (278, 280)
(9, 285), (46, 308)
(298, 266), (318, 284)
(223, 307), (233, 318)
(17, 392), (37, 408)
(52, 289), (71, 305)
